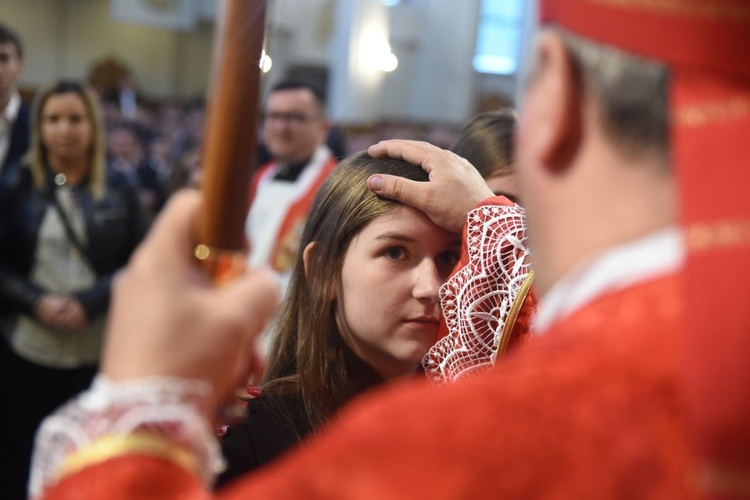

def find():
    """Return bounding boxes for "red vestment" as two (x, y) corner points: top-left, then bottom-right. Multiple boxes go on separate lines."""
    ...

(424, 198), (537, 383)
(246, 148), (337, 273)
(45, 274), (690, 499)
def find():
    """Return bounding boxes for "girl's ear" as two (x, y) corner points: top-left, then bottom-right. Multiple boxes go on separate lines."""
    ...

(302, 241), (316, 278)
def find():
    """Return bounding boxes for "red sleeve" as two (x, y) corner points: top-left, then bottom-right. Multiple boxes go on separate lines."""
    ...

(45, 278), (687, 500)
(434, 196), (518, 342)
(46, 455), (208, 500)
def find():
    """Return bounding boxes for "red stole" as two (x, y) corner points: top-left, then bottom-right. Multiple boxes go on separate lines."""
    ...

(247, 156), (337, 272)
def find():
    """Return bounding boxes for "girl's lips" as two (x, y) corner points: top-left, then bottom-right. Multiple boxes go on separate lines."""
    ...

(403, 318), (440, 331)
(405, 316), (440, 323)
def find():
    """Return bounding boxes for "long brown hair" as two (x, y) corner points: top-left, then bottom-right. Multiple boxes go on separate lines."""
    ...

(26, 80), (107, 199)
(450, 109), (517, 179)
(262, 151), (429, 428)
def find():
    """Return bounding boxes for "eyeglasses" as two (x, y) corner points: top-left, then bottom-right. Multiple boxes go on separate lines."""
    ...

(263, 111), (319, 125)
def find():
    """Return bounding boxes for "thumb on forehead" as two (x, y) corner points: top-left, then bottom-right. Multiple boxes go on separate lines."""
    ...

(367, 174), (427, 209)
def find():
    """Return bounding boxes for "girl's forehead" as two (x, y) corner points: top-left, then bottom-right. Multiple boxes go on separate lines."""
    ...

(43, 92), (86, 111)
(353, 205), (449, 242)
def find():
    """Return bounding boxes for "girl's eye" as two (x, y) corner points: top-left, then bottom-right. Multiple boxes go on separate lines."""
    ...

(436, 250), (461, 277)
(384, 246), (406, 260)
(437, 250), (460, 268)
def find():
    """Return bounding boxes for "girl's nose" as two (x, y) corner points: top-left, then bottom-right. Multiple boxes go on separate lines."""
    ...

(413, 258), (441, 303)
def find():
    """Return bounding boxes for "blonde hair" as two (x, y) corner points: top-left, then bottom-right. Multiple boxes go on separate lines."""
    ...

(26, 80), (107, 199)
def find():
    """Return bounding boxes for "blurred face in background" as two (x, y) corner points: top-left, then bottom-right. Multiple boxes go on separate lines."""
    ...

(41, 91), (93, 167)
(109, 128), (144, 166)
(262, 87), (329, 165)
(0, 42), (23, 104)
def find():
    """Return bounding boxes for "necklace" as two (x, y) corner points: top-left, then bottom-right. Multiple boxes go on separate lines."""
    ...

(54, 173), (67, 186)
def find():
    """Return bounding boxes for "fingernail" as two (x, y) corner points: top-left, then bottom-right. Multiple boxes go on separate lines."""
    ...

(245, 386), (263, 398)
(369, 175), (383, 191)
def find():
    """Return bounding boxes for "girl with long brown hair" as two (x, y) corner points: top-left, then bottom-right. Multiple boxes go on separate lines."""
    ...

(218, 151), (461, 485)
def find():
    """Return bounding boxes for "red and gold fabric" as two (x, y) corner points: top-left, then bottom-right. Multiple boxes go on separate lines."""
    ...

(44, 275), (685, 499)
(540, 0), (750, 494)
(246, 150), (338, 273)
(423, 196), (537, 383)
(35, 2), (750, 499)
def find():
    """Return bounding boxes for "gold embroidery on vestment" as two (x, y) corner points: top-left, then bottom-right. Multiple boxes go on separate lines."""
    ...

(693, 461), (750, 496)
(687, 219), (750, 253)
(495, 270), (535, 361)
(583, 0), (750, 22)
(676, 97), (750, 128)
(59, 434), (198, 483)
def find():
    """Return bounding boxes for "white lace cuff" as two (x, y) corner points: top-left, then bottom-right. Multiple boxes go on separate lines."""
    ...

(29, 374), (223, 499)
(423, 202), (531, 383)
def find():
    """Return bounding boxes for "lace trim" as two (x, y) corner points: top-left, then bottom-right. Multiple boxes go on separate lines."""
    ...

(29, 375), (223, 499)
(28, 204), (531, 496)
(423, 203), (532, 383)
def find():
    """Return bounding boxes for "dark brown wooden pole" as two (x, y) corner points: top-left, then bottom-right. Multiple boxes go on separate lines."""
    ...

(195, 0), (267, 277)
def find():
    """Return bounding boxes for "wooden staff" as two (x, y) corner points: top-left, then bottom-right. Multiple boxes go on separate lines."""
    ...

(194, 0), (267, 280)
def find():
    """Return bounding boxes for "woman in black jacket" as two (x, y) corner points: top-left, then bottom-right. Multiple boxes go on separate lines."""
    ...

(0, 80), (149, 499)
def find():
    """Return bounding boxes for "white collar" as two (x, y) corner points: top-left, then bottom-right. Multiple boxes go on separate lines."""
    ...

(533, 226), (684, 334)
(3, 91), (21, 122)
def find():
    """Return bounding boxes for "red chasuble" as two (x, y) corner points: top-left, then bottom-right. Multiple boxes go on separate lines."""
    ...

(46, 274), (690, 499)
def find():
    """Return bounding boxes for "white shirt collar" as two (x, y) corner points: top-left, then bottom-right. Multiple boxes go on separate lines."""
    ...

(3, 91), (21, 122)
(0, 91), (21, 168)
(533, 226), (685, 334)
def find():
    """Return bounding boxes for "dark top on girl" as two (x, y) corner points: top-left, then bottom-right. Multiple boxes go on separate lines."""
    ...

(216, 152), (459, 486)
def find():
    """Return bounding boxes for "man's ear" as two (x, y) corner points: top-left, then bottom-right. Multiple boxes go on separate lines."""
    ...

(302, 242), (316, 278)
(319, 118), (332, 144)
(528, 32), (584, 174)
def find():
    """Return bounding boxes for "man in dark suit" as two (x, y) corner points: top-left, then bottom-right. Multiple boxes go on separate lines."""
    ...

(0, 22), (29, 183)
(0, 21), (28, 499)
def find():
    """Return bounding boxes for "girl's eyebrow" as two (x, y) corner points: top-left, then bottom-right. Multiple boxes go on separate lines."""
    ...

(375, 232), (463, 247)
(374, 232), (414, 242)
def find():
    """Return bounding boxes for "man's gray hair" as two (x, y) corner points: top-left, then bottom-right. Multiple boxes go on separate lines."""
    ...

(526, 28), (669, 165)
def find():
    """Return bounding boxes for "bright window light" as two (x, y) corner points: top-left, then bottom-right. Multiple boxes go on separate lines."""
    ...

(473, 0), (524, 75)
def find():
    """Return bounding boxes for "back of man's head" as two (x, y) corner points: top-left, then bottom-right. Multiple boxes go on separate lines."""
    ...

(555, 29), (668, 167)
(523, 27), (668, 167)
(518, 25), (676, 295)
(0, 21), (23, 59)
(535, 1), (750, 491)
